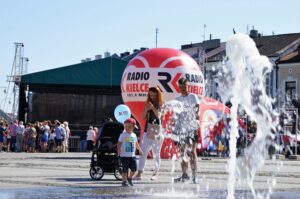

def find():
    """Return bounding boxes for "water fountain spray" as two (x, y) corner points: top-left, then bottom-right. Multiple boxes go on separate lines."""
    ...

(217, 33), (278, 199)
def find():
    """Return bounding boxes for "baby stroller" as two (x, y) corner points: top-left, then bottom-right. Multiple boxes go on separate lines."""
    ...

(89, 121), (124, 181)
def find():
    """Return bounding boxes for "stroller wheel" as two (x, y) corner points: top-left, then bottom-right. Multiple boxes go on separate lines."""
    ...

(114, 167), (122, 181)
(90, 166), (104, 180)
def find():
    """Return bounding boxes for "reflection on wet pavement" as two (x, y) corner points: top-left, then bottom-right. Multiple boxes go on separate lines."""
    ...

(1, 187), (299, 199)
(1, 153), (300, 199)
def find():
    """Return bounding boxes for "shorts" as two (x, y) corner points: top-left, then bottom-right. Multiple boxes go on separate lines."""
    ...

(120, 157), (137, 173)
(191, 131), (198, 142)
(55, 138), (62, 146)
(0, 136), (3, 143)
(41, 134), (49, 143)
(28, 137), (36, 148)
(174, 130), (198, 146)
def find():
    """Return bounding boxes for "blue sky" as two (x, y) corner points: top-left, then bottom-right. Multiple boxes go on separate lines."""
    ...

(1, 0), (300, 111)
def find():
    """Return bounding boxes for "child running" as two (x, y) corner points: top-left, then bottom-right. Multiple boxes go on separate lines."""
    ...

(117, 118), (143, 187)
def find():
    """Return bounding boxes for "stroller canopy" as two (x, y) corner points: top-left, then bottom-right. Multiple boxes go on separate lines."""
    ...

(98, 122), (124, 141)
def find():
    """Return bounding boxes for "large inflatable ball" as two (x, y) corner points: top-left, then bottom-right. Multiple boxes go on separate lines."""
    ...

(121, 48), (204, 136)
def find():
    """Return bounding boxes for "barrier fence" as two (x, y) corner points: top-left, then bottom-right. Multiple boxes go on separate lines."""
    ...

(68, 136), (80, 152)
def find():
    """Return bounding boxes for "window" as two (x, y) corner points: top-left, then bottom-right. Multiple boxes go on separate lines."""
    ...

(285, 81), (296, 100)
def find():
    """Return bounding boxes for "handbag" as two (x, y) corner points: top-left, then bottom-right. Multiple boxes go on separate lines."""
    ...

(146, 112), (161, 140)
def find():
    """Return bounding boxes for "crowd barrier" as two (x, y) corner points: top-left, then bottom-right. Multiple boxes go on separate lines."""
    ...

(68, 136), (80, 152)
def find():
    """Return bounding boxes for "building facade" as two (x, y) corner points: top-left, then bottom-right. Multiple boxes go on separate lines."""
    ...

(181, 32), (300, 109)
(278, 45), (300, 107)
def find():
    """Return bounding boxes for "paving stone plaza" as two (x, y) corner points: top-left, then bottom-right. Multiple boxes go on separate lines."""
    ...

(0, 153), (300, 198)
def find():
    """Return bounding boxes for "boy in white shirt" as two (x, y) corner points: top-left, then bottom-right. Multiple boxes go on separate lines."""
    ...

(117, 118), (143, 187)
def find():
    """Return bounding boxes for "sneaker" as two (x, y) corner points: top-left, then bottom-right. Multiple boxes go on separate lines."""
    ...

(192, 176), (197, 184)
(122, 181), (129, 187)
(150, 175), (157, 181)
(127, 178), (133, 186)
(182, 173), (190, 182)
(174, 174), (190, 183)
(173, 176), (182, 183)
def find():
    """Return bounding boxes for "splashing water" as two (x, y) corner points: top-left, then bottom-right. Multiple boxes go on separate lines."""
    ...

(161, 99), (199, 143)
(161, 99), (200, 177)
(155, 33), (282, 198)
(217, 33), (279, 199)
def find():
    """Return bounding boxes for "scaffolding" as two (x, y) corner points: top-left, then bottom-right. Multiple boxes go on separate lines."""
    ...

(3, 42), (28, 120)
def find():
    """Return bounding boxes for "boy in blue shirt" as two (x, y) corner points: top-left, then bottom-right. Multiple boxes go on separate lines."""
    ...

(117, 118), (143, 187)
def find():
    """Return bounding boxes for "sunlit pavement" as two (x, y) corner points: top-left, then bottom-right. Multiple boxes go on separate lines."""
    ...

(0, 153), (300, 198)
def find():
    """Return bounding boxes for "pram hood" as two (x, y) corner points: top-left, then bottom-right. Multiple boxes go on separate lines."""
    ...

(98, 121), (124, 142)
(95, 122), (124, 152)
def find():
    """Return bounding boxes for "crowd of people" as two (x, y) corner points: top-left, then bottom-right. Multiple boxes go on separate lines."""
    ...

(0, 117), (105, 154)
(0, 119), (71, 153)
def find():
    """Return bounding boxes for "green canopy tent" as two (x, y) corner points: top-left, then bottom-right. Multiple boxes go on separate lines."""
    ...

(19, 57), (128, 125)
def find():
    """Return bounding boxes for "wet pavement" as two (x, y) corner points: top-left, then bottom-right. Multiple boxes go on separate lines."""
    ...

(0, 153), (300, 198)
(0, 187), (252, 199)
(1, 187), (300, 199)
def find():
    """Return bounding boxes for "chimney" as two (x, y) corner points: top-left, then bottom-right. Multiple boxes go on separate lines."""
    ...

(95, 55), (102, 60)
(249, 29), (258, 38)
(104, 51), (110, 58)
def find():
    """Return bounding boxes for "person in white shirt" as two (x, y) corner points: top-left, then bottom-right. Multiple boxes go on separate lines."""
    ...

(63, 121), (70, 153)
(16, 121), (25, 152)
(86, 126), (95, 152)
(117, 118), (143, 187)
(173, 77), (201, 184)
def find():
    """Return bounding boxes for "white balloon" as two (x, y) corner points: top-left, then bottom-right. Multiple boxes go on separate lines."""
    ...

(114, 104), (131, 123)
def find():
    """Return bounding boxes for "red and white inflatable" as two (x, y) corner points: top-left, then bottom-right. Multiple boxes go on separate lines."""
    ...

(121, 48), (204, 158)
